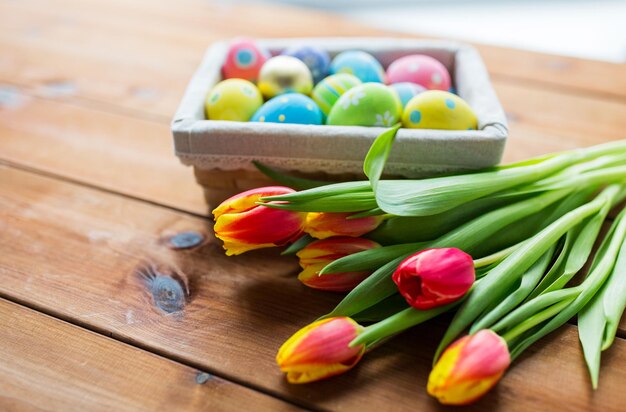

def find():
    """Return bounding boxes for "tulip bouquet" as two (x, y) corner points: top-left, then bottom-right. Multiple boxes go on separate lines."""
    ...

(212, 125), (626, 405)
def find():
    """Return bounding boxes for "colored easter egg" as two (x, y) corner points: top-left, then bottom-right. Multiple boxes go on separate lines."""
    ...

(251, 93), (323, 125)
(327, 83), (402, 127)
(390, 82), (426, 108)
(311, 73), (362, 116)
(329, 51), (385, 83)
(221, 38), (270, 82)
(402, 90), (477, 130)
(205, 79), (263, 121)
(282, 45), (330, 84)
(258, 56), (313, 99)
(386, 54), (451, 91)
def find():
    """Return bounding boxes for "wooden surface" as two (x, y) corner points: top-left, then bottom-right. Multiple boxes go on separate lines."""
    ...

(1, 0), (625, 410)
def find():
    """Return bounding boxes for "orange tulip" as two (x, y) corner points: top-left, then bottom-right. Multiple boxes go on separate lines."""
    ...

(303, 212), (384, 239)
(428, 330), (510, 405)
(276, 317), (365, 384)
(296, 237), (381, 291)
(213, 186), (306, 255)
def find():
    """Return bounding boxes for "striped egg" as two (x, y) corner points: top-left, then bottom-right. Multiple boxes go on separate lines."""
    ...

(311, 73), (362, 116)
(402, 90), (477, 130)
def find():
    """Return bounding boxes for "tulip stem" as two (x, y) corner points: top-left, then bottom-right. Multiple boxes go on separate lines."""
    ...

(473, 242), (523, 268)
(500, 297), (574, 344)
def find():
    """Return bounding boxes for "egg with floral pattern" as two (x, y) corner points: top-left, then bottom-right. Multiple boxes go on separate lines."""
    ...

(390, 82), (426, 108)
(311, 73), (362, 116)
(282, 45), (330, 84)
(205, 79), (263, 121)
(329, 51), (385, 83)
(327, 83), (402, 127)
(221, 38), (270, 82)
(402, 90), (477, 130)
(387, 54), (451, 91)
(251, 93), (323, 125)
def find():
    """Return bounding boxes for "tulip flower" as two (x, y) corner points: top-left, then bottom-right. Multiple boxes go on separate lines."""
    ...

(428, 329), (510, 405)
(303, 212), (384, 239)
(297, 237), (381, 291)
(392, 248), (474, 310)
(276, 317), (366, 384)
(213, 186), (306, 256)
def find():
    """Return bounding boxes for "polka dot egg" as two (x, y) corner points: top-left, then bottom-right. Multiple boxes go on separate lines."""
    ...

(327, 83), (402, 127)
(390, 82), (426, 108)
(221, 38), (270, 82)
(251, 93), (323, 125)
(282, 45), (330, 84)
(311, 73), (362, 116)
(386, 54), (451, 91)
(330, 51), (385, 83)
(402, 90), (477, 130)
(205, 79), (263, 121)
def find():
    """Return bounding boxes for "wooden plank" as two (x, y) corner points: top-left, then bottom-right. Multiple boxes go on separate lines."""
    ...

(0, 0), (624, 121)
(2, 84), (624, 218)
(0, 299), (298, 412)
(0, 94), (207, 216)
(1, 165), (625, 410)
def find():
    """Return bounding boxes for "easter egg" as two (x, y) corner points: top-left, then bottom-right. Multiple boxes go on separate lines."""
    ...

(258, 56), (313, 99)
(282, 45), (330, 84)
(221, 38), (270, 82)
(311, 73), (362, 116)
(327, 83), (402, 127)
(329, 51), (385, 83)
(390, 82), (426, 108)
(251, 93), (323, 125)
(402, 90), (477, 130)
(205, 79), (263, 121)
(386, 55), (451, 91)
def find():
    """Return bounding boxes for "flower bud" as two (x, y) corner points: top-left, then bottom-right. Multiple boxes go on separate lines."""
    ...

(392, 248), (474, 310)
(303, 212), (383, 239)
(213, 186), (305, 256)
(296, 237), (381, 291)
(428, 330), (510, 405)
(276, 317), (365, 384)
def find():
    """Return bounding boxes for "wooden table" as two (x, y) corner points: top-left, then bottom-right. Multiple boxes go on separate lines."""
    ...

(1, 0), (625, 410)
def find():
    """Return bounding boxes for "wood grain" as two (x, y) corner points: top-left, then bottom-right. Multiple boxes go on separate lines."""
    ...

(1, 164), (625, 411)
(0, 299), (298, 412)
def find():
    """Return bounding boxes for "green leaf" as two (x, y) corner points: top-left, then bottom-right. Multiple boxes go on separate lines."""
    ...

(435, 186), (619, 361)
(371, 153), (581, 217)
(363, 124), (401, 191)
(252, 161), (330, 190)
(470, 243), (556, 332)
(352, 294), (409, 323)
(281, 234), (315, 255)
(261, 191), (378, 212)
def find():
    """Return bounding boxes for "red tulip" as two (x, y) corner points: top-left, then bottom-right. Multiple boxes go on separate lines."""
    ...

(392, 248), (474, 310)
(213, 186), (305, 255)
(276, 317), (365, 384)
(296, 237), (381, 291)
(428, 330), (510, 405)
(303, 212), (384, 239)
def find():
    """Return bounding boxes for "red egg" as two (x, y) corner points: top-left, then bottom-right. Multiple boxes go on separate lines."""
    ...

(386, 54), (451, 91)
(221, 38), (270, 82)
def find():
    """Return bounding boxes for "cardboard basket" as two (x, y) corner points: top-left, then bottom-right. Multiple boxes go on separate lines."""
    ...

(172, 37), (508, 210)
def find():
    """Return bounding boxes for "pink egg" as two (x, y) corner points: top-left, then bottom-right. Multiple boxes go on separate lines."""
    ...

(221, 38), (270, 82)
(386, 54), (451, 91)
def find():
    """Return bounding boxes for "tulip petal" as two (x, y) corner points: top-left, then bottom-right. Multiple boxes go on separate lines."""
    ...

(304, 212), (383, 239)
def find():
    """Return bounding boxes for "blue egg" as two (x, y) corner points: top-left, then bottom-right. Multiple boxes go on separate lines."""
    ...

(390, 82), (426, 108)
(330, 51), (385, 83)
(251, 93), (323, 125)
(282, 45), (330, 84)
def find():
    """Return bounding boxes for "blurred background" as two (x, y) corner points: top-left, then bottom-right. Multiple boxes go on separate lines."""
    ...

(240, 0), (626, 62)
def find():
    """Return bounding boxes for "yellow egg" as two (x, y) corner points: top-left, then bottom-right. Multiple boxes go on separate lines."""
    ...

(205, 79), (263, 121)
(402, 90), (477, 130)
